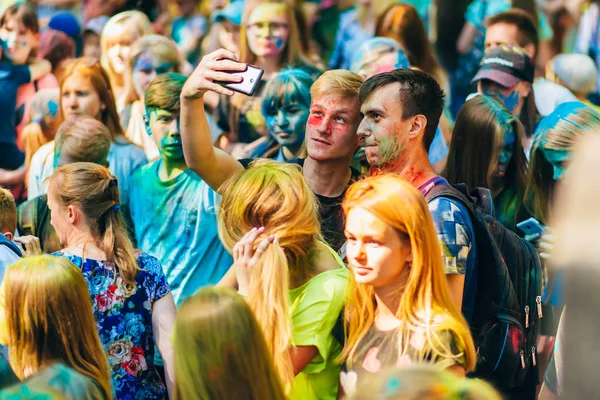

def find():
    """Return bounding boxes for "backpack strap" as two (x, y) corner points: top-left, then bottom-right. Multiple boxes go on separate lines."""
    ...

(424, 183), (476, 214)
(0, 234), (22, 257)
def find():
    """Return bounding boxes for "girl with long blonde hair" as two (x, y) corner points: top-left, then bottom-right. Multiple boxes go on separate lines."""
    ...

(27, 58), (147, 203)
(0, 255), (112, 399)
(218, 159), (349, 400)
(100, 11), (153, 111)
(173, 287), (286, 400)
(216, 0), (321, 153)
(46, 162), (176, 399)
(339, 175), (476, 397)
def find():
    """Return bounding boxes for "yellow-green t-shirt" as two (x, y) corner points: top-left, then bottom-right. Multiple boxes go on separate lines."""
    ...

(289, 267), (349, 400)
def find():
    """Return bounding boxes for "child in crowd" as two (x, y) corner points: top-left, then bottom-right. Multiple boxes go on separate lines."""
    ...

(129, 73), (232, 306)
(547, 53), (600, 112)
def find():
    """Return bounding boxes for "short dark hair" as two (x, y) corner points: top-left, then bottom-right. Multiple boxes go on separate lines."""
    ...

(145, 73), (187, 113)
(359, 69), (445, 151)
(487, 9), (539, 52)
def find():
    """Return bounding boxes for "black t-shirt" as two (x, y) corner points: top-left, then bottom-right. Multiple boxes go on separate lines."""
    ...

(239, 158), (360, 251)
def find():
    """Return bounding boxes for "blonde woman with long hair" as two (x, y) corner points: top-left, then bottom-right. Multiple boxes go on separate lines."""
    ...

(100, 11), (153, 111)
(46, 162), (176, 399)
(173, 287), (286, 400)
(0, 256), (112, 399)
(339, 175), (476, 397)
(218, 160), (349, 400)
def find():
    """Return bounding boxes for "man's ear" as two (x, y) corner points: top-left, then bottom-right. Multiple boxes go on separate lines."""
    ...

(409, 115), (427, 140)
(3, 232), (13, 241)
(143, 113), (152, 136)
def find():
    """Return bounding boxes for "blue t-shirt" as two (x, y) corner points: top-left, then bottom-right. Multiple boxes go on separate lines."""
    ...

(0, 62), (30, 144)
(329, 9), (374, 70)
(128, 159), (232, 305)
(419, 177), (478, 323)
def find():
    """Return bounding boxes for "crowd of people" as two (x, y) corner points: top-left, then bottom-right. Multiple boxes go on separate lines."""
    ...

(0, 0), (597, 399)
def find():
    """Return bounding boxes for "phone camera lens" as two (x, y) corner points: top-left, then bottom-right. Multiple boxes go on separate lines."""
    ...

(250, 78), (254, 83)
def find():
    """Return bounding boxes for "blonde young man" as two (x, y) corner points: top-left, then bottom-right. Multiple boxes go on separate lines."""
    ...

(180, 49), (363, 251)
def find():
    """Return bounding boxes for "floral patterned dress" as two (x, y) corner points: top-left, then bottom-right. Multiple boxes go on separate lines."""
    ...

(54, 250), (170, 400)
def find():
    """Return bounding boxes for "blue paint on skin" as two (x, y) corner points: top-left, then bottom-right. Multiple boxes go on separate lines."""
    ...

(482, 87), (520, 113)
(262, 69), (312, 156)
(48, 100), (58, 118)
(149, 109), (184, 160)
(274, 37), (284, 50)
(134, 53), (173, 75)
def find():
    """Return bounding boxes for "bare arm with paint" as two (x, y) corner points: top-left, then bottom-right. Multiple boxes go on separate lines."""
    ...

(180, 49), (247, 193)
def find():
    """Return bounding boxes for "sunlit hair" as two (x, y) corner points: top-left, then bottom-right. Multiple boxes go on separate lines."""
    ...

(145, 73), (187, 114)
(445, 96), (528, 225)
(4, 256), (112, 398)
(376, 3), (449, 91)
(22, 90), (60, 176)
(54, 117), (112, 166)
(350, 364), (501, 400)
(218, 159), (322, 385)
(527, 102), (600, 222)
(100, 11), (153, 89)
(59, 57), (125, 139)
(340, 175), (476, 372)
(310, 69), (363, 101)
(261, 68), (312, 157)
(47, 162), (139, 284)
(123, 35), (184, 106)
(173, 287), (286, 400)
(350, 37), (409, 78)
(0, 3), (39, 59)
(0, 187), (16, 235)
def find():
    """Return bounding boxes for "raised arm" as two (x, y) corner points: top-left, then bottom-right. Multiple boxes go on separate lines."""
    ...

(180, 49), (247, 193)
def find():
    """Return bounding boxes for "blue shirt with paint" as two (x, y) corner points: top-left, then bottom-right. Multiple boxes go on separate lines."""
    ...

(419, 177), (478, 323)
(128, 159), (232, 305)
(329, 9), (374, 70)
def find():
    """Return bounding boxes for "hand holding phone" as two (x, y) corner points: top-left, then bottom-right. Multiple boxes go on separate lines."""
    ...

(215, 63), (264, 96)
(517, 217), (546, 242)
(181, 49), (248, 100)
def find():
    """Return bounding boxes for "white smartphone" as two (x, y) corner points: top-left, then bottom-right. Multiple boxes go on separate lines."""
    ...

(216, 63), (264, 96)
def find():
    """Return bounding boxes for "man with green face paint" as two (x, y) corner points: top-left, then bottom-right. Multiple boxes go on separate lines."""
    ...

(128, 73), (232, 306)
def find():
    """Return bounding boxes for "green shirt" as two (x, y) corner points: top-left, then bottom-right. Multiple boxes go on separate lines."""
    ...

(289, 266), (349, 400)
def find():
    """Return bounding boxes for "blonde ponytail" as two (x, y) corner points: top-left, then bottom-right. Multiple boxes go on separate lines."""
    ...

(101, 205), (139, 285)
(247, 243), (294, 385)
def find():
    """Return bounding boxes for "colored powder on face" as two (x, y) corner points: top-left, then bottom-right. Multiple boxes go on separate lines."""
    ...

(274, 37), (284, 50)
(483, 87), (520, 113)
(48, 100), (58, 118)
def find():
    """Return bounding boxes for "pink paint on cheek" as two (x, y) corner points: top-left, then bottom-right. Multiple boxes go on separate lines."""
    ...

(307, 115), (321, 128)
